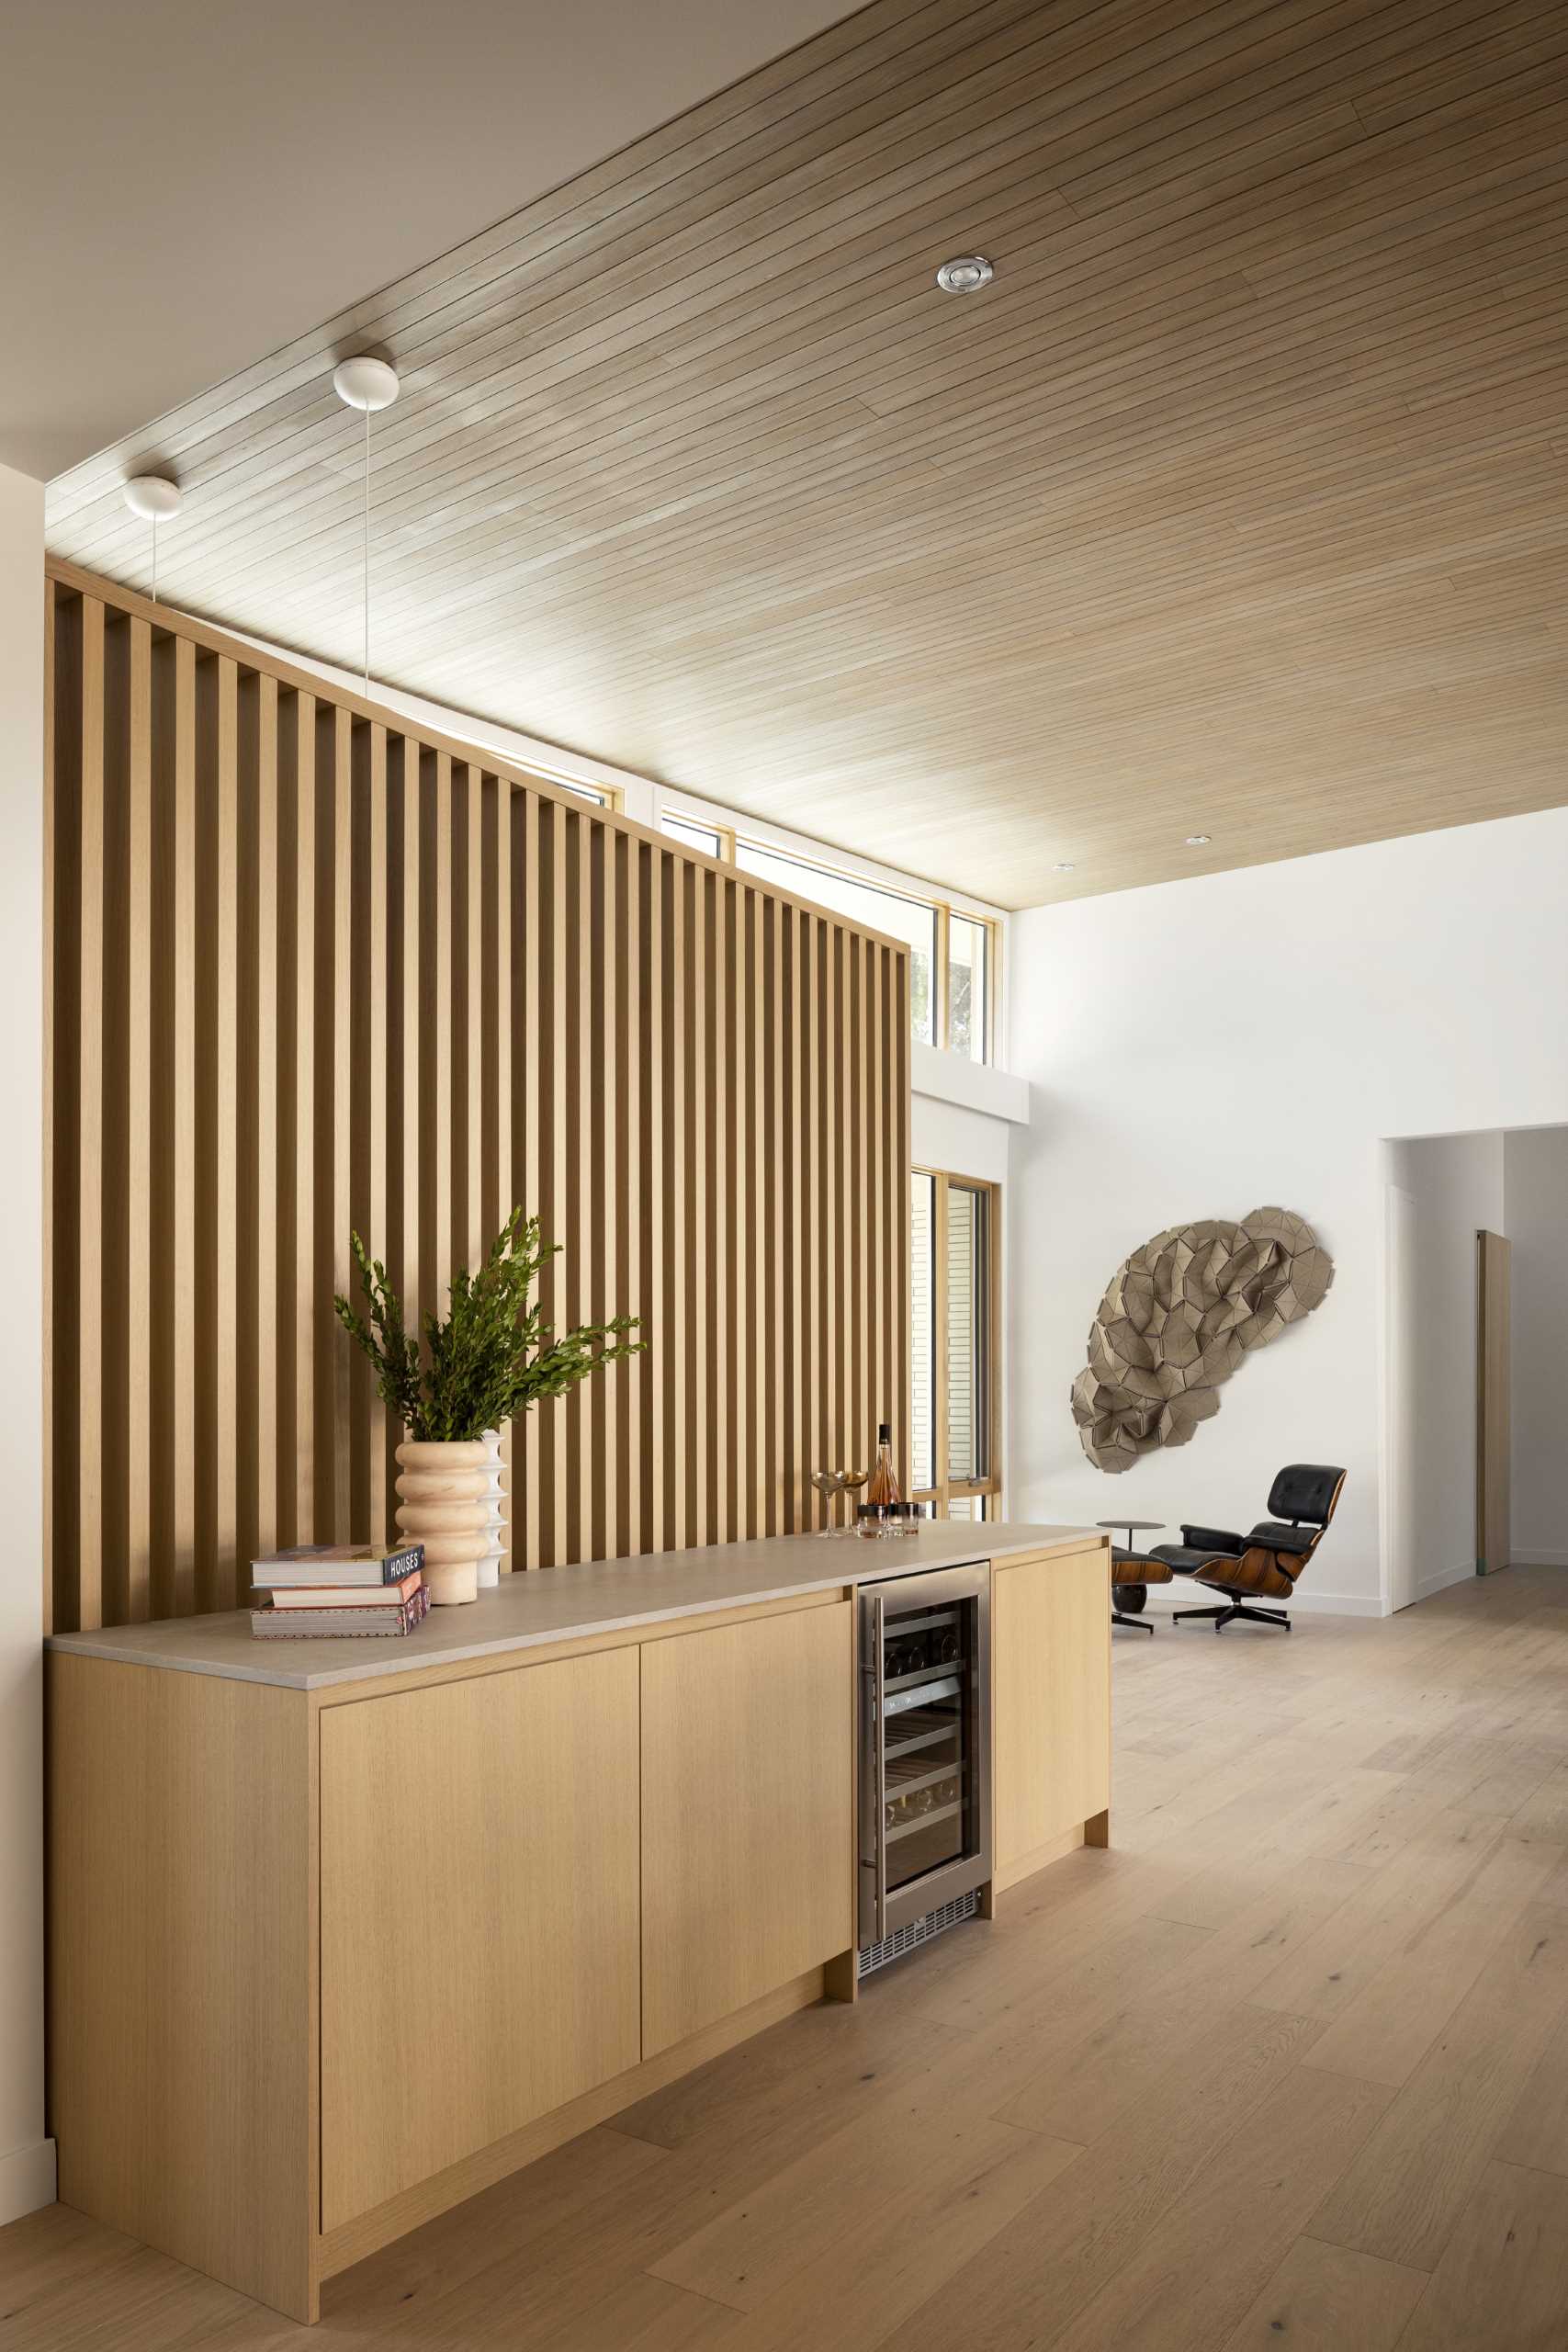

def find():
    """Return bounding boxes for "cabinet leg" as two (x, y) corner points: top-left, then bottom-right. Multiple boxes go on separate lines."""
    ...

(976, 1879), (998, 1919)
(1085, 1808), (1111, 1849)
(825, 1948), (859, 2003)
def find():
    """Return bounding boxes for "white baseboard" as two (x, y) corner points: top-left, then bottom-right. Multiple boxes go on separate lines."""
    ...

(1138, 1585), (1385, 1621)
(0, 2135), (56, 2224)
(1510, 1550), (1568, 1569)
(1284, 1589), (1388, 1618)
(1416, 1560), (1476, 1601)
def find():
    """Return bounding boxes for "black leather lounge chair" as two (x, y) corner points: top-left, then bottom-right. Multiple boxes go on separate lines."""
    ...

(1118, 1464), (1347, 1633)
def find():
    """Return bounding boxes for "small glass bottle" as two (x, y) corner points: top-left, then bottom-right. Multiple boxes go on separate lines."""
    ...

(866, 1422), (901, 1510)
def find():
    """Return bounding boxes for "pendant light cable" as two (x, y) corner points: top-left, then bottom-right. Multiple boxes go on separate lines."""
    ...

(331, 356), (400, 699)
(363, 401), (371, 694)
(124, 477), (182, 590)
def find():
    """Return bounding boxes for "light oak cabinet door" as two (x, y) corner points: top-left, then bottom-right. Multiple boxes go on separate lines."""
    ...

(993, 1547), (1111, 1874)
(640, 1602), (853, 2057)
(320, 1647), (641, 2230)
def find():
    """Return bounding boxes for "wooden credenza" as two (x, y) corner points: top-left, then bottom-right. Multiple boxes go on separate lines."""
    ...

(46, 1530), (1110, 2322)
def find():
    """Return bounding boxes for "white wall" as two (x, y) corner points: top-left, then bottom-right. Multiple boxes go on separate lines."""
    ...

(0, 462), (51, 2221)
(1010, 810), (1568, 1615)
(1385, 1132), (1505, 1600)
(1506, 1126), (1568, 1565)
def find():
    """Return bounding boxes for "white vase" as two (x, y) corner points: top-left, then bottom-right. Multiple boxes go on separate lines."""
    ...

(395, 1439), (491, 1605)
(477, 1429), (505, 1589)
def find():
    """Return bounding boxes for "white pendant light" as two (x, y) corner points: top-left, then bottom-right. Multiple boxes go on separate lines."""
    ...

(332, 356), (400, 693)
(123, 474), (182, 600)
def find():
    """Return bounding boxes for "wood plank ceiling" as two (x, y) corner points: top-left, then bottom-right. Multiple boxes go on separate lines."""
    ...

(44, 0), (1568, 911)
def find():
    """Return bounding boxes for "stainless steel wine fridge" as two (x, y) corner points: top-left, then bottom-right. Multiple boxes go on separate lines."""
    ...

(858, 1563), (991, 1973)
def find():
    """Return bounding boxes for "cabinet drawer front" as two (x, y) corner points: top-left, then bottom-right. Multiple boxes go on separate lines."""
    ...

(641, 1602), (853, 2058)
(994, 1549), (1111, 1871)
(321, 1646), (640, 2231)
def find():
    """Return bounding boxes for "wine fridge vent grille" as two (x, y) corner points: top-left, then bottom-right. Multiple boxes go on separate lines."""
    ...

(857, 1890), (978, 1979)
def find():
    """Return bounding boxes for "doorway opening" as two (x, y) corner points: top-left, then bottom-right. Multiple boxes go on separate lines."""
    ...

(1381, 1126), (1568, 1612)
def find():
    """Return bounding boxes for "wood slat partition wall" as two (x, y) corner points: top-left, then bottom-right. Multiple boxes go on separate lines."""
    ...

(45, 560), (909, 1635)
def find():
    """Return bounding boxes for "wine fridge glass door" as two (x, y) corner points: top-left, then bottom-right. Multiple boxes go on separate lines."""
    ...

(860, 1564), (990, 1946)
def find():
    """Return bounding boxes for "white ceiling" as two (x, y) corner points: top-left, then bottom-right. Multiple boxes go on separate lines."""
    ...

(0, 0), (859, 480)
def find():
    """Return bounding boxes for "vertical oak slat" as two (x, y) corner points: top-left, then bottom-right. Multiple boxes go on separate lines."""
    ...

(646, 847), (665, 1557)
(691, 865), (709, 1543)
(750, 893), (768, 1538)
(665, 855), (686, 1548)
(611, 837), (639, 1571)
(595, 823), (617, 1562)
(212, 659), (240, 1607)
(328, 709), (353, 1543)
(457, 763), (483, 1282)
(767, 899), (784, 1535)
(417, 744), (452, 1553)
(364, 725), (388, 1547)
(846, 932), (863, 1491)
(545, 803), (570, 1566)
(712, 876), (730, 1544)
(570, 813), (593, 1562)
(784, 908), (808, 1533)
(825, 926), (842, 1511)
(489, 777), (514, 1569)
(727, 880), (747, 1543)
(165, 639), (197, 1608)
(42, 591), (56, 1633)
(867, 936), (884, 1448)
(519, 789), (542, 1574)
(254, 678), (279, 1565)
(124, 616), (152, 1618)
(286, 692), (315, 1555)
(392, 741), (421, 1534)
(76, 598), (105, 1631)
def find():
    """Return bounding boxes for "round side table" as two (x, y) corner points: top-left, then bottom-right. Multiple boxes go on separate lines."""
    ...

(1099, 1520), (1166, 1634)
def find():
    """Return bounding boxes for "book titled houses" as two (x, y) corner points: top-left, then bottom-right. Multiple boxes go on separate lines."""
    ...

(249, 1542), (428, 1638)
(252, 1542), (423, 1589)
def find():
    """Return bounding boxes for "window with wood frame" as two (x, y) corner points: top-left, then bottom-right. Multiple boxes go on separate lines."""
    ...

(910, 1170), (1000, 1520)
(659, 811), (998, 1064)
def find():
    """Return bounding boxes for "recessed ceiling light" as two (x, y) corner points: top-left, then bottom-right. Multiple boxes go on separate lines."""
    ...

(935, 254), (994, 294)
(1053, 861), (1075, 873)
(1185, 833), (1212, 845)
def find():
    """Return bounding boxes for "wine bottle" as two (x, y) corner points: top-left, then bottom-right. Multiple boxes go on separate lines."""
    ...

(866, 1422), (901, 1509)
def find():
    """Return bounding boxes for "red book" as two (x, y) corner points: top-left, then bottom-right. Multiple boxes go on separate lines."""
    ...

(254, 1569), (424, 1610)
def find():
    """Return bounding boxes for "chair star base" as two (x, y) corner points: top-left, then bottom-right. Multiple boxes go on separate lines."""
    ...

(1173, 1595), (1292, 1633)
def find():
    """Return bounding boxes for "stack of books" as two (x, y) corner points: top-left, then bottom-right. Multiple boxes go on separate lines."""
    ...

(250, 1543), (429, 1638)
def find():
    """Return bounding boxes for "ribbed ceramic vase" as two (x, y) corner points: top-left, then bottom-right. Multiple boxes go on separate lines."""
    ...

(395, 1439), (491, 1606)
(477, 1430), (505, 1590)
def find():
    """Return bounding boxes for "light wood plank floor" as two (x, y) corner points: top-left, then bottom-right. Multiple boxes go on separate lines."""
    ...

(9, 1564), (1568, 2349)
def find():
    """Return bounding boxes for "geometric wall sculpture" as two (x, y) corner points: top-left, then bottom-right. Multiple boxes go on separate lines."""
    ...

(1071, 1206), (1334, 1474)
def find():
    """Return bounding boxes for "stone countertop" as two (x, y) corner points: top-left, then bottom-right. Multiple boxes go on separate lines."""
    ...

(44, 1521), (1106, 1690)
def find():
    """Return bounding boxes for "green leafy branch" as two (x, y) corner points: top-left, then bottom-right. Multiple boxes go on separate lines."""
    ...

(334, 1208), (645, 1442)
